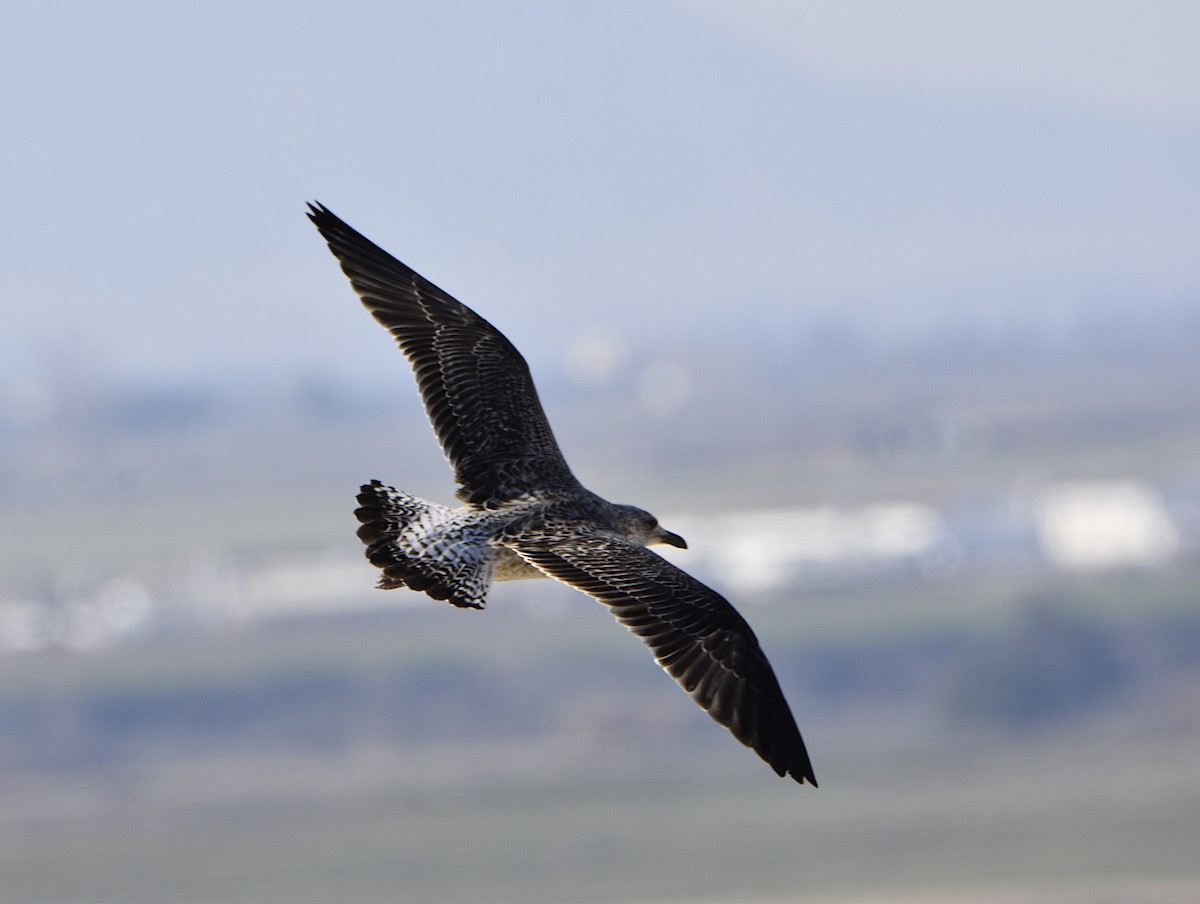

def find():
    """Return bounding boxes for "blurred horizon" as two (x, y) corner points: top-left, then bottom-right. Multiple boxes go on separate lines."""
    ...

(3, 1), (1198, 386)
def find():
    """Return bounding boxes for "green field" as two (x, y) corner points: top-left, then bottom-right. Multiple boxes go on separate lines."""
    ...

(1, 563), (1198, 904)
(2, 708), (1197, 904)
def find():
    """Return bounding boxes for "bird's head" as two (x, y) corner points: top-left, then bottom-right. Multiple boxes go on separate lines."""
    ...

(612, 504), (687, 550)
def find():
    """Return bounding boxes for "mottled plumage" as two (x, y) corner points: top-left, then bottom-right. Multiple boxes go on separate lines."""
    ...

(309, 202), (816, 785)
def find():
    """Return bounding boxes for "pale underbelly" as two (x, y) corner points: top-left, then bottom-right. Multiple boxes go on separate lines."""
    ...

(491, 545), (548, 581)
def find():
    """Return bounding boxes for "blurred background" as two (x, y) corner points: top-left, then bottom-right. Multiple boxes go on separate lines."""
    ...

(2, 2), (1198, 902)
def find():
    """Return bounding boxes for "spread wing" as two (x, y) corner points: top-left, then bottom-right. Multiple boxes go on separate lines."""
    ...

(308, 202), (579, 505)
(508, 531), (816, 785)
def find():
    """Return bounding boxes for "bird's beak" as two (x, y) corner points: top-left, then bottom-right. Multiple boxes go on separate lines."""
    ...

(655, 527), (688, 550)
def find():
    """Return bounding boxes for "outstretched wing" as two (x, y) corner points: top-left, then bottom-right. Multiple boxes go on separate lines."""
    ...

(308, 202), (579, 505)
(508, 531), (816, 785)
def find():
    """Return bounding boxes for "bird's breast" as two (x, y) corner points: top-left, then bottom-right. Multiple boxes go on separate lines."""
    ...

(491, 545), (547, 581)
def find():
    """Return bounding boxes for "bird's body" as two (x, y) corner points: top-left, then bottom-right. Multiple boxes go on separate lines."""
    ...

(309, 203), (816, 785)
(355, 480), (661, 605)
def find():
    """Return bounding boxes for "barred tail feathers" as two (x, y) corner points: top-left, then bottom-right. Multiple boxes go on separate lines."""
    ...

(354, 480), (492, 609)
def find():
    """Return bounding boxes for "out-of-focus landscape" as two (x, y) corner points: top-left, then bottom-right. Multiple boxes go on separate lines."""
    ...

(3, 294), (1198, 903)
(3, 3), (1199, 903)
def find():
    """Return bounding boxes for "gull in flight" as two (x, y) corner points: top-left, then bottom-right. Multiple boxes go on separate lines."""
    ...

(309, 203), (816, 785)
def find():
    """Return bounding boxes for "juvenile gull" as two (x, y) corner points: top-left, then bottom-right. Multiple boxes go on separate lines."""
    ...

(308, 203), (816, 785)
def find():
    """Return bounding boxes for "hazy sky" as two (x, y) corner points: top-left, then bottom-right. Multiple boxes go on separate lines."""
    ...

(3, 1), (1197, 386)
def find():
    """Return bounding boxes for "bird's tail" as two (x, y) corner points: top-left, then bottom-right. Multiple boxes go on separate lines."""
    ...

(354, 480), (491, 609)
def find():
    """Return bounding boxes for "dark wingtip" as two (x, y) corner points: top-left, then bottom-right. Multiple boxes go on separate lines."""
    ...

(307, 200), (340, 231)
(772, 750), (816, 786)
(790, 750), (817, 786)
(784, 741), (817, 787)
